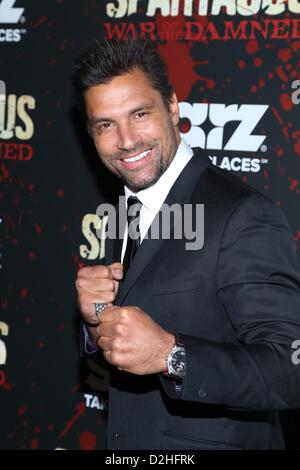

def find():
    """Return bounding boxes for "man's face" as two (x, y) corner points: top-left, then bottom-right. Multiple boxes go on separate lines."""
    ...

(84, 68), (181, 192)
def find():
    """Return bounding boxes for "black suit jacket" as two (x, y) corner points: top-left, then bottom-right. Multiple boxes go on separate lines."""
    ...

(89, 149), (300, 450)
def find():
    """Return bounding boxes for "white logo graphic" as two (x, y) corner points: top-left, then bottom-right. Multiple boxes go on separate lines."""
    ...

(0, 322), (9, 365)
(106, 0), (300, 18)
(0, 0), (24, 24)
(179, 103), (269, 152)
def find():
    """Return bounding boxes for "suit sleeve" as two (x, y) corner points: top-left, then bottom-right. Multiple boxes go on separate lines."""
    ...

(160, 194), (300, 410)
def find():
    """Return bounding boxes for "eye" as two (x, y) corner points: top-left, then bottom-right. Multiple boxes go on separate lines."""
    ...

(136, 112), (148, 119)
(93, 122), (112, 134)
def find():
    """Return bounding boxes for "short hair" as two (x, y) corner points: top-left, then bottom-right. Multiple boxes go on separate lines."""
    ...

(71, 38), (174, 119)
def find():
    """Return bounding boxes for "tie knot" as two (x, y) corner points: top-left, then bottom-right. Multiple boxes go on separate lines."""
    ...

(127, 196), (142, 223)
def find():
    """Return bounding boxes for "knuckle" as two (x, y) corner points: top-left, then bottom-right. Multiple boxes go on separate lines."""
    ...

(115, 323), (125, 336)
(111, 338), (119, 351)
(107, 291), (115, 302)
(119, 308), (129, 322)
(106, 279), (115, 291)
(78, 266), (89, 277)
(102, 266), (112, 279)
(75, 278), (84, 290)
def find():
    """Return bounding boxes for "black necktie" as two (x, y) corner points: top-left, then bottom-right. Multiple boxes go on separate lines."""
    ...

(122, 196), (142, 278)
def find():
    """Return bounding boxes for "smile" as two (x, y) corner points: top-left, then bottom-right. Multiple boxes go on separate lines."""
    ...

(123, 149), (151, 163)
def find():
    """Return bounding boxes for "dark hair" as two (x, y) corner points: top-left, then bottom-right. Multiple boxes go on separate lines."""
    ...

(71, 38), (174, 119)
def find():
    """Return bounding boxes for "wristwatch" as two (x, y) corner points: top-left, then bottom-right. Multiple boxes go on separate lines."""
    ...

(163, 334), (186, 380)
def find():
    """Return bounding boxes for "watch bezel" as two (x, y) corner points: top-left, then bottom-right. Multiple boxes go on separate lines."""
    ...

(167, 345), (186, 379)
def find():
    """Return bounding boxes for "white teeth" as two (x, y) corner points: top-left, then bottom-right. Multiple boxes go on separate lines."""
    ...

(124, 150), (150, 163)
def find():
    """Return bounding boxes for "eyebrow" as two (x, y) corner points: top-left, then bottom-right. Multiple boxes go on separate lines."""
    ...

(89, 103), (155, 126)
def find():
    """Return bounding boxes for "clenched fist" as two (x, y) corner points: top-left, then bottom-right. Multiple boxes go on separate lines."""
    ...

(97, 305), (175, 375)
(76, 262), (123, 345)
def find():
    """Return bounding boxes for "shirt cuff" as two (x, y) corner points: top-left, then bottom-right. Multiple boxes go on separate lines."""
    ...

(82, 322), (99, 354)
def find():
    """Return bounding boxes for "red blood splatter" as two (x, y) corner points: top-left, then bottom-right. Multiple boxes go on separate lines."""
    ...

(276, 148), (284, 157)
(20, 288), (28, 299)
(254, 57), (262, 67)
(0, 164), (10, 181)
(294, 140), (300, 156)
(158, 42), (199, 101)
(258, 79), (265, 88)
(238, 60), (246, 69)
(18, 406), (27, 416)
(250, 85), (257, 93)
(275, 66), (288, 82)
(35, 223), (42, 235)
(79, 431), (97, 450)
(246, 40), (258, 54)
(289, 180), (298, 190)
(268, 72), (274, 79)
(278, 48), (292, 63)
(32, 16), (47, 29)
(280, 93), (293, 112)
(59, 402), (85, 438)
(31, 438), (39, 449)
(180, 120), (191, 133)
(206, 79), (215, 89)
(57, 190), (64, 198)
(272, 108), (284, 125)
(0, 370), (6, 387)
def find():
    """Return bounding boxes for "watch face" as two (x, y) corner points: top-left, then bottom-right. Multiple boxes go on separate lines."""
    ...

(170, 348), (186, 376)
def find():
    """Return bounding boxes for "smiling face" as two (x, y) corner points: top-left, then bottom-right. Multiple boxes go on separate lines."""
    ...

(84, 68), (181, 192)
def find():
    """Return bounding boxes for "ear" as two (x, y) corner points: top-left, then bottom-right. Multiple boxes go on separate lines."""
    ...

(168, 92), (180, 127)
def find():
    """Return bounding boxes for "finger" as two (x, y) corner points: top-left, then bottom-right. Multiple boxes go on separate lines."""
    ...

(98, 336), (113, 351)
(98, 322), (116, 337)
(76, 277), (116, 294)
(77, 294), (113, 318)
(99, 306), (122, 323)
(77, 265), (114, 280)
(109, 262), (123, 281)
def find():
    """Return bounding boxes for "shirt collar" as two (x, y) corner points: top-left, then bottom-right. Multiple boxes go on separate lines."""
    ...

(124, 139), (193, 213)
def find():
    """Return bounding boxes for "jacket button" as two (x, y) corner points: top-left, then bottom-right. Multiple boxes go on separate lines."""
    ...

(198, 388), (207, 399)
(113, 433), (119, 438)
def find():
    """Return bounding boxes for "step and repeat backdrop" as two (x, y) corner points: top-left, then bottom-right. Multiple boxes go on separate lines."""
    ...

(1, 0), (300, 450)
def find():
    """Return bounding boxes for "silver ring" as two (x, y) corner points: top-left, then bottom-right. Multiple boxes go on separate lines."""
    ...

(95, 302), (108, 317)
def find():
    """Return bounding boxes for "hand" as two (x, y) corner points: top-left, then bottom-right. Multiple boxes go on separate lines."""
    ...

(76, 263), (123, 344)
(96, 305), (175, 375)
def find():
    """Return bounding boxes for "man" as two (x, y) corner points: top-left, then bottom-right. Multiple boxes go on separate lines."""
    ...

(72, 39), (300, 450)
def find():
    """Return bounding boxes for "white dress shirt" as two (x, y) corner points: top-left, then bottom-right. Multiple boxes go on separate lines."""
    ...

(121, 139), (194, 262)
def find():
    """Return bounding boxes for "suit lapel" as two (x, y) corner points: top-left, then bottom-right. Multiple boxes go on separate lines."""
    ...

(116, 148), (210, 305)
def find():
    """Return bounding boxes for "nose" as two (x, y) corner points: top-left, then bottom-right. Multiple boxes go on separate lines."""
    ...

(117, 122), (140, 151)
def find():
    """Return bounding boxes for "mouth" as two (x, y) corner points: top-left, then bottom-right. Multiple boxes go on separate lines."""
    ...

(118, 149), (152, 170)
